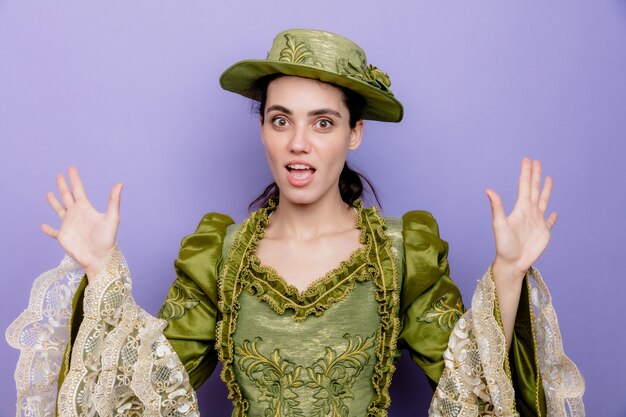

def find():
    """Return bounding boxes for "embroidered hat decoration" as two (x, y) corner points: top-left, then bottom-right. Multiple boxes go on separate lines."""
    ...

(219, 29), (404, 122)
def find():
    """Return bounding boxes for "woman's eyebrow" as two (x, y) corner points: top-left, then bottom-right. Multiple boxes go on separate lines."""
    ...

(265, 105), (342, 118)
(266, 105), (292, 114)
(307, 108), (342, 118)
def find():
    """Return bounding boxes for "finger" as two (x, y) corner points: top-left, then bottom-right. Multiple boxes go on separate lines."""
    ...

(56, 173), (75, 208)
(546, 212), (558, 230)
(68, 166), (88, 202)
(46, 192), (66, 218)
(41, 223), (59, 239)
(517, 157), (532, 201)
(538, 176), (553, 212)
(105, 183), (123, 222)
(485, 189), (507, 227)
(530, 159), (542, 203)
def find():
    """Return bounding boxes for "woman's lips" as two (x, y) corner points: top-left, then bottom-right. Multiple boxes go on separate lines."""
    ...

(286, 163), (316, 186)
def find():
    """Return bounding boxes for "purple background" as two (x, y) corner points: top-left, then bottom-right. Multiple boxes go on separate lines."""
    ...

(1, 1), (625, 416)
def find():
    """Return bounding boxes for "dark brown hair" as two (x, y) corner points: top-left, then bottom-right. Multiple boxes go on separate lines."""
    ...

(249, 75), (381, 211)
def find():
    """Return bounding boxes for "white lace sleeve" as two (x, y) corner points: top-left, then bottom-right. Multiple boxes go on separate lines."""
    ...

(428, 268), (585, 417)
(7, 247), (200, 417)
(6, 256), (84, 417)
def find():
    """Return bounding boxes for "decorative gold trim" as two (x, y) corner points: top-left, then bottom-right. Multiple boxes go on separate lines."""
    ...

(278, 34), (323, 67)
(490, 266), (517, 414)
(364, 209), (402, 415)
(158, 280), (201, 320)
(243, 201), (372, 321)
(215, 202), (402, 416)
(416, 295), (465, 332)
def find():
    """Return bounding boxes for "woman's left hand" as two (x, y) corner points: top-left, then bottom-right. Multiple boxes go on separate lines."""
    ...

(486, 158), (558, 284)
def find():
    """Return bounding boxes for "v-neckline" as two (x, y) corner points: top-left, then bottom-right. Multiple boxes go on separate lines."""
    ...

(248, 201), (369, 298)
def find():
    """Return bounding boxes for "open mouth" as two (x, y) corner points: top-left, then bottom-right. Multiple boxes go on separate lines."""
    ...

(286, 163), (316, 181)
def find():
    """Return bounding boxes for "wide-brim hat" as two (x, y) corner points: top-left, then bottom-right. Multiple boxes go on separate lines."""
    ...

(220, 29), (404, 122)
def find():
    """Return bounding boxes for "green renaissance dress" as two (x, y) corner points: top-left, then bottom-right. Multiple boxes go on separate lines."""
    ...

(6, 203), (584, 417)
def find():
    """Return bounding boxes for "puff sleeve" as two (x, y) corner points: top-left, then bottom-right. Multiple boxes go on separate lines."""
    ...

(398, 210), (463, 387)
(398, 211), (585, 417)
(159, 212), (234, 389)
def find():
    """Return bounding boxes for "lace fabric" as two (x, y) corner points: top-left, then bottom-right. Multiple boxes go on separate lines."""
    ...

(7, 248), (199, 417)
(528, 269), (585, 417)
(429, 268), (585, 417)
(6, 256), (84, 417)
(6, 237), (585, 417)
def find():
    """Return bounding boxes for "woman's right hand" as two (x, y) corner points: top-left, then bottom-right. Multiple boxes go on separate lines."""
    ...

(41, 166), (123, 280)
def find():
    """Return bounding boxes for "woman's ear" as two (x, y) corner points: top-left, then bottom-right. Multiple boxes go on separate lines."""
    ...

(348, 120), (364, 150)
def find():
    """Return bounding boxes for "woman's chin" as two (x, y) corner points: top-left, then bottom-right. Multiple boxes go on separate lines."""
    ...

(276, 187), (339, 207)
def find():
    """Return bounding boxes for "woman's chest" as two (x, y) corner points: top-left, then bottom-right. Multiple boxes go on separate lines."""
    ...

(231, 282), (382, 417)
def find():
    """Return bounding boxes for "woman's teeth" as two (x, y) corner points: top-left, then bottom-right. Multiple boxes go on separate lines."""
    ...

(287, 164), (314, 171)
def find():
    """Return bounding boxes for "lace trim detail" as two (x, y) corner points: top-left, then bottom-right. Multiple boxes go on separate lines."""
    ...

(429, 268), (516, 416)
(527, 268), (585, 417)
(365, 210), (402, 416)
(55, 246), (199, 416)
(6, 256), (83, 417)
(216, 213), (255, 414)
(215, 203), (402, 416)
(244, 201), (374, 322)
(429, 268), (586, 417)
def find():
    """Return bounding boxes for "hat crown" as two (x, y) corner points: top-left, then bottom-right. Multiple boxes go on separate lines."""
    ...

(266, 29), (392, 93)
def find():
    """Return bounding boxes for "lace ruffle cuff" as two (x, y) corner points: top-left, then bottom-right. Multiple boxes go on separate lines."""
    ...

(6, 256), (84, 417)
(429, 268), (585, 417)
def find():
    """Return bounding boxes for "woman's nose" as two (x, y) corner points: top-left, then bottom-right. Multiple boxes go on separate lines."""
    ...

(288, 125), (311, 153)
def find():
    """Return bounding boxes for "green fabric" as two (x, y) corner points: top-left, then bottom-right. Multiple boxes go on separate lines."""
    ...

(55, 206), (547, 416)
(159, 212), (235, 389)
(56, 273), (88, 411)
(509, 278), (547, 417)
(233, 284), (380, 416)
(219, 29), (404, 122)
(214, 203), (404, 416)
(398, 210), (464, 386)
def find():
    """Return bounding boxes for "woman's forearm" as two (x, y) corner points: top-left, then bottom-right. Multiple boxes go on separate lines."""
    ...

(492, 258), (526, 348)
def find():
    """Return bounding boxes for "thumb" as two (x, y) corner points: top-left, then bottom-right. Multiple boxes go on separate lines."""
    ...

(105, 182), (123, 222)
(485, 189), (507, 227)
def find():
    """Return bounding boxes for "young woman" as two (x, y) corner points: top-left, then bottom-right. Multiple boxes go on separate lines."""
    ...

(7, 29), (584, 417)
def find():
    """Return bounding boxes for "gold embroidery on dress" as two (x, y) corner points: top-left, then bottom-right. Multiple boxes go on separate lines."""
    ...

(158, 280), (201, 320)
(306, 333), (373, 417)
(416, 296), (465, 332)
(279, 34), (323, 67)
(217, 205), (402, 415)
(236, 338), (305, 416)
(235, 334), (373, 417)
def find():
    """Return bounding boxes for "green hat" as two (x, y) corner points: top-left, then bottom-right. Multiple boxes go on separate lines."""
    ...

(219, 29), (404, 122)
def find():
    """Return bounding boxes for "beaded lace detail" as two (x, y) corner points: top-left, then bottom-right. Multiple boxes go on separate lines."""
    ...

(429, 268), (585, 417)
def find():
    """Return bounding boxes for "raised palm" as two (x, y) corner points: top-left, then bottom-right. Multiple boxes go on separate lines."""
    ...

(486, 158), (557, 278)
(41, 167), (122, 278)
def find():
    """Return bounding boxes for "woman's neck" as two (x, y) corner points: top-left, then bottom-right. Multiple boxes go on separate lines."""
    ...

(266, 197), (357, 241)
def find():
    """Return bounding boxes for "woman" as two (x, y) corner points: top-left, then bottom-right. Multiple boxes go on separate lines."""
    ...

(7, 29), (584, 417)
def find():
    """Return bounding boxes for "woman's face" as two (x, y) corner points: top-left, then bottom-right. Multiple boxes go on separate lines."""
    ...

(260, 76), (363, 207)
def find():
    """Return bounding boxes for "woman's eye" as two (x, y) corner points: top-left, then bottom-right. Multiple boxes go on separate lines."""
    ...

(271, 117), (289, 128)
(315, 119), (333, 129)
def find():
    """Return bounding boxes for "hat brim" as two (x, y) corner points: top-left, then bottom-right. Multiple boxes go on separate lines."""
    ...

(220, 59), (404, 122)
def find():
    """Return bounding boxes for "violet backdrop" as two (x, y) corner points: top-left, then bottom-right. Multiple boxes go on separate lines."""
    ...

(1, 1), (625, 416)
